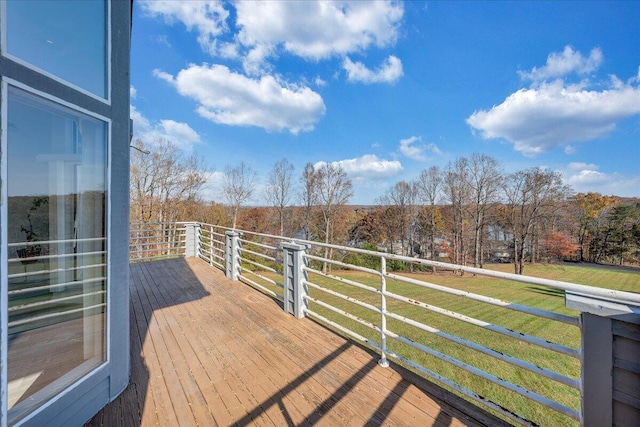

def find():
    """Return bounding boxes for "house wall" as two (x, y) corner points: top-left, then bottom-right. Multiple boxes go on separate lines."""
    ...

(568, 292), (640, 427)
(1, 1), (131, 425)
(612, 319), (640, 427)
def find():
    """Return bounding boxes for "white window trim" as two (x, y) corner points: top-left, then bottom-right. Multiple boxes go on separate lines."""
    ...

(1, 78), (10, 427)
(1, 79), (112, 426)
(0, 1), (112, 105)
(4, 78), (112, 123)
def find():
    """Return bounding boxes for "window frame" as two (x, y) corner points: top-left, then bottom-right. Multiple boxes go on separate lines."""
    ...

(0, 78), (112, 426)
(0, 1), (112, 105)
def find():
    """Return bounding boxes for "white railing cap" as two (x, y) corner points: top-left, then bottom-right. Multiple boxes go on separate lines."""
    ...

(566, 291), (640, 323)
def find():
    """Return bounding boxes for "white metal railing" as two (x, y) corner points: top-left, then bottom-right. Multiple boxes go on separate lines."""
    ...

(130, 222), (640, 427)
(236, 231), (285, 301)
(7, 237), (107, 332)
(130, 222), (187, 262)
(198, 223), (226, 269)
(298, 247), (583, 425)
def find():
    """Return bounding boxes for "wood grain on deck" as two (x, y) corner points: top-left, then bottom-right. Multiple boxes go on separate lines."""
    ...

(87, 258), (509, 426)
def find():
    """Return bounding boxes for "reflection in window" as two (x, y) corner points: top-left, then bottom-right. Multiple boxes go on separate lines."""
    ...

(6, 87), (107, 424)
(5, 0), (107, 98)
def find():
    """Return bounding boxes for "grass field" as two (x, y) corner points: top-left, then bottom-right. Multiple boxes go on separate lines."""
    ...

(239, 260), (639, 426)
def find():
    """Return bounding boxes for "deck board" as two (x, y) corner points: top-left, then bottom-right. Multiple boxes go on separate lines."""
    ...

(86, 258), (510, 426)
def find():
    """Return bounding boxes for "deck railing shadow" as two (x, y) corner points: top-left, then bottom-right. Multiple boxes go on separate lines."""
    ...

(234, 342), (363, 426)
(232, 338), (484, 427)
(86, 257), (210, 426)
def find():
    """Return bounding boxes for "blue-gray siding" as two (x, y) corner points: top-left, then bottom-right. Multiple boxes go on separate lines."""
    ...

(612, 319), (640, 427)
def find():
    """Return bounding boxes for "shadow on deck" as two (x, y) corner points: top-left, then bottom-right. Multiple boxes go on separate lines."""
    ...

(86, 258), (510, 426)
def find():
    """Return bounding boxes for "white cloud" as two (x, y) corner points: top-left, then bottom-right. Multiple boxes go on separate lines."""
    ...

(159, 120), (201, 145)
(343, 55), (403, 84)
(428, 143), (442, 155)
(467, 76), (640, 156)
(235, 1), (403, 61)
(151, 34), (172, 48)
(199, 171), (226, 201)
(130, 105), (201, 149)
(155, 64), (326, 134)
(398, 136), (441, 161)
(315, 154), (403, 180)
(130, 86), (137, 99)
(518, 46), (603, 83)
(399, 136), (424, 160)
(139, 0), (229, 56)
(314, 77), (327, 87)
(469, 47), (640, 156)
(562, 162), (640, 196)
(564, 162), (607, 185)
(142, 1), (403, 75)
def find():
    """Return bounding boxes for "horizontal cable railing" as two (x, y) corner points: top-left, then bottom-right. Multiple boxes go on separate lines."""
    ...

(198, 224), (226, 270)
(299, 242), (582, 425)
(8, 237), (107, 333)
(236, 231), (285, 302)
(130, 222), (640, 427)
(130, 222), (186, 262)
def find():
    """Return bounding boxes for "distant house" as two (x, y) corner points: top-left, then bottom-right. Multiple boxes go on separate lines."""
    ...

(491, 251), (512, 263)
(0, 2), (131, 425)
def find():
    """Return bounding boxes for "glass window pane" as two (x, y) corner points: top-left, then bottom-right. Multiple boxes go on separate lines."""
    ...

(6, 0), (107, 98)
(6, 86), (107, 423)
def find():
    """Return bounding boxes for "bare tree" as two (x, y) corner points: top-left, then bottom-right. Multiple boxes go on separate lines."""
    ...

(300, 162), (318, 240)
(315, 163), (353, 272)
(379, 181), (416, 256)
(415, 166), (442, 262)
(376, 203), (402, 256)
(443, 157), (471, 266)
(223, 162), (257, 229)
(130, 138), (208, 224)
(503, 167), (570, 274)
(466, 153), (502, 268)
(265, 159), (295, 236)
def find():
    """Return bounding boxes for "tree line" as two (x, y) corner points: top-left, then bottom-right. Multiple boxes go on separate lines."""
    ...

(130, 139), (640, 274)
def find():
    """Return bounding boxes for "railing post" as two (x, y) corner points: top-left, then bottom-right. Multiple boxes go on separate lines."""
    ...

(208, 225), (214, 266)
(566, 292), (640, 427)
(184, 222), (201, 258)
(281, 242), (308, 318)
(379, 256), (389, 367)
(225, 230), (242, 281)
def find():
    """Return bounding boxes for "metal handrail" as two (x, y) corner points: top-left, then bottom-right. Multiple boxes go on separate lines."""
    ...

(130, 222), (188, 262)
(203, 225), (640, 303)
(299, 247), (582, 424)
(130, 221), (640, 426)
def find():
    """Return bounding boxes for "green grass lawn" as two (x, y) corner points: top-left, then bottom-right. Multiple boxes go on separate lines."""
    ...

(240, 261), (640, 426)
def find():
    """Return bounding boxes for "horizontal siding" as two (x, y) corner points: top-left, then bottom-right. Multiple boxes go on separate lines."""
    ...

(613, 368), (640, 408)
(614, 334), (640, 365)
(613, 401), (640, 427)
(613, 319), (640, 427)
(613, 319), (640, 341)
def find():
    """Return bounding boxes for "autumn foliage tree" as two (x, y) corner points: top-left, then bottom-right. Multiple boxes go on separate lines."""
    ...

(543, 230), (579, 261)
(572, 192), (617, 262)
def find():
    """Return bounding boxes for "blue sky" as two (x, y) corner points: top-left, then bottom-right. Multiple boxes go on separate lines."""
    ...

(130, 1), (640, 205)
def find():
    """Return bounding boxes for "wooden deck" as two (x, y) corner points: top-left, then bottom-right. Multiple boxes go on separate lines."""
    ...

(86, 258), (509, 426)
